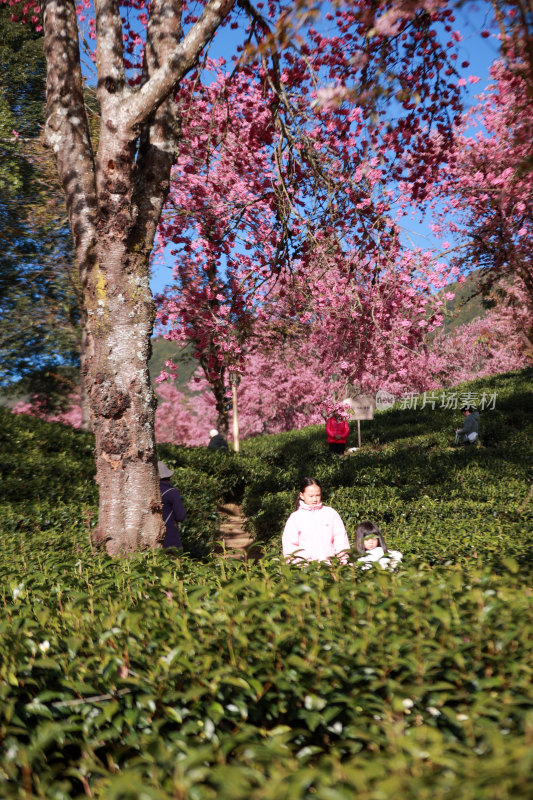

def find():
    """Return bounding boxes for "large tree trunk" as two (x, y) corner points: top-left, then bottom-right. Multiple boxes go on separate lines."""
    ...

(42, 0), (235, 554)
(213, 374), (229, 437)
(88, 240), (161, 553)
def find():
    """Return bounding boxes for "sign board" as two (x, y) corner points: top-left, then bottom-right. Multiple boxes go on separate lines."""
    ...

(342, 394), (375, 421)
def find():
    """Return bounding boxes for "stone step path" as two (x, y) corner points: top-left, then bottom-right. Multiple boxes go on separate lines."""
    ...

(217, 502), (255, 559)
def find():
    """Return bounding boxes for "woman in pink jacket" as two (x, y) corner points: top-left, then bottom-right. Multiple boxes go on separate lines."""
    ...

(282, 478), (350, 564)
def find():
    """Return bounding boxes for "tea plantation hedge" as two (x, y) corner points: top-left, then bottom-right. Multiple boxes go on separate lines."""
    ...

(1, 368), (532, 798)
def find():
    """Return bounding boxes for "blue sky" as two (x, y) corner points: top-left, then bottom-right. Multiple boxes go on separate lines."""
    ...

(396, 4), (502, 255)
(149, 2), (502, 297)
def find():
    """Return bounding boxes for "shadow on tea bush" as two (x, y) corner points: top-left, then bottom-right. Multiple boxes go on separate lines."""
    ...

(158, 442), (250, 504)
(242, 490), (293, 544)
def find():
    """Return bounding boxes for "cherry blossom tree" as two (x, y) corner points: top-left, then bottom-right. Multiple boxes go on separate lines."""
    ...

(13, 393), (83, 428)
(4, 0), (469, 553)
(228, 242), (454, 431)
(154, 67), (279, 435)
(17, 290), (530, 446)
(156, 240), (455, 441)
(484, 0), (533, 87)
(154, 381), (208, 446)
(3, 0), (241, 554)
(426, 52), (533, 347)
(423, 287), (531, 387)
(155, 3), (466, 433)
(152, 287), (531, 446)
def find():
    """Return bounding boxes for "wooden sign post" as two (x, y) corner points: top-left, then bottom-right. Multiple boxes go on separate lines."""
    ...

(342, 395), (375, 448)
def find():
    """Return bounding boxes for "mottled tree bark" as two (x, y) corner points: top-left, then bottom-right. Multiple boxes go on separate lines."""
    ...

(79, 311), (92, 431)
(213, 373), (230, 438)
(42, 0), (235, 554)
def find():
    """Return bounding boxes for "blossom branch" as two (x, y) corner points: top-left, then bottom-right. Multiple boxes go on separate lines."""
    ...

(124, 0), (236, 132)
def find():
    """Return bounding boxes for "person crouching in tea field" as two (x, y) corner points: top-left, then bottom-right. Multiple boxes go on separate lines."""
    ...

(355, 521), (402, 570)
(158, 461), (186, 550)
(455, 405), (479, 445)
(282, 477), (350, 564)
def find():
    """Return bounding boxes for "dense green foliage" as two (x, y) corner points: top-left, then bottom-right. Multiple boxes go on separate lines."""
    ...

(1, 369), (532, 798)
(0, 6), (80, 402)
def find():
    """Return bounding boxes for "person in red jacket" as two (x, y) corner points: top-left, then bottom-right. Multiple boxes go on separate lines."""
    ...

(325, 414), (350, 455)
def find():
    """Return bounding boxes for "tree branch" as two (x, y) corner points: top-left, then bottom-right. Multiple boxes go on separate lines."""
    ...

(42, 0), (97, 280)
(130, 0), (185, 250)
(95, 0), (126, 96)
(124, 0), (236, 131)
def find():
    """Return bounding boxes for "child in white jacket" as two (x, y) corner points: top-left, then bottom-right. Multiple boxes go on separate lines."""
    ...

(355, 521), (402, 570)
(282, 478), (350, 564)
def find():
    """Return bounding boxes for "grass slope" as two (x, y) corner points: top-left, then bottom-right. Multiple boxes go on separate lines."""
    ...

(1, 368), (532, 799)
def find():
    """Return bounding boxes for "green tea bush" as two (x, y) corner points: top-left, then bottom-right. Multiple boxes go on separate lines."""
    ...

(239, 427), (328, 469)
(157, 444), (250, 505)
(1, 411), (226, 557)
(242, 489), (294, 542)
(0, 408), (97, 505)
(1, 369), (532, 798)
(1, 544), (532, 799)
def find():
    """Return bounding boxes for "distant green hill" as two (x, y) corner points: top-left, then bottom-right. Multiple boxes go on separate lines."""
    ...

(149, 338), (199, 395)
(439, 269), (489, 334)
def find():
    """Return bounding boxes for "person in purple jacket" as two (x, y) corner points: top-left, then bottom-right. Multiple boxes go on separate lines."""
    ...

(158, 461), (186, 549)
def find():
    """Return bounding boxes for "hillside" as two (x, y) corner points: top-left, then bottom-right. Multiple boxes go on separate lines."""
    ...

(149, 337), (199, 394)
(1, 368), (532, 799)
(438, 268), (488, 334)
(3, 366), (532, 556)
